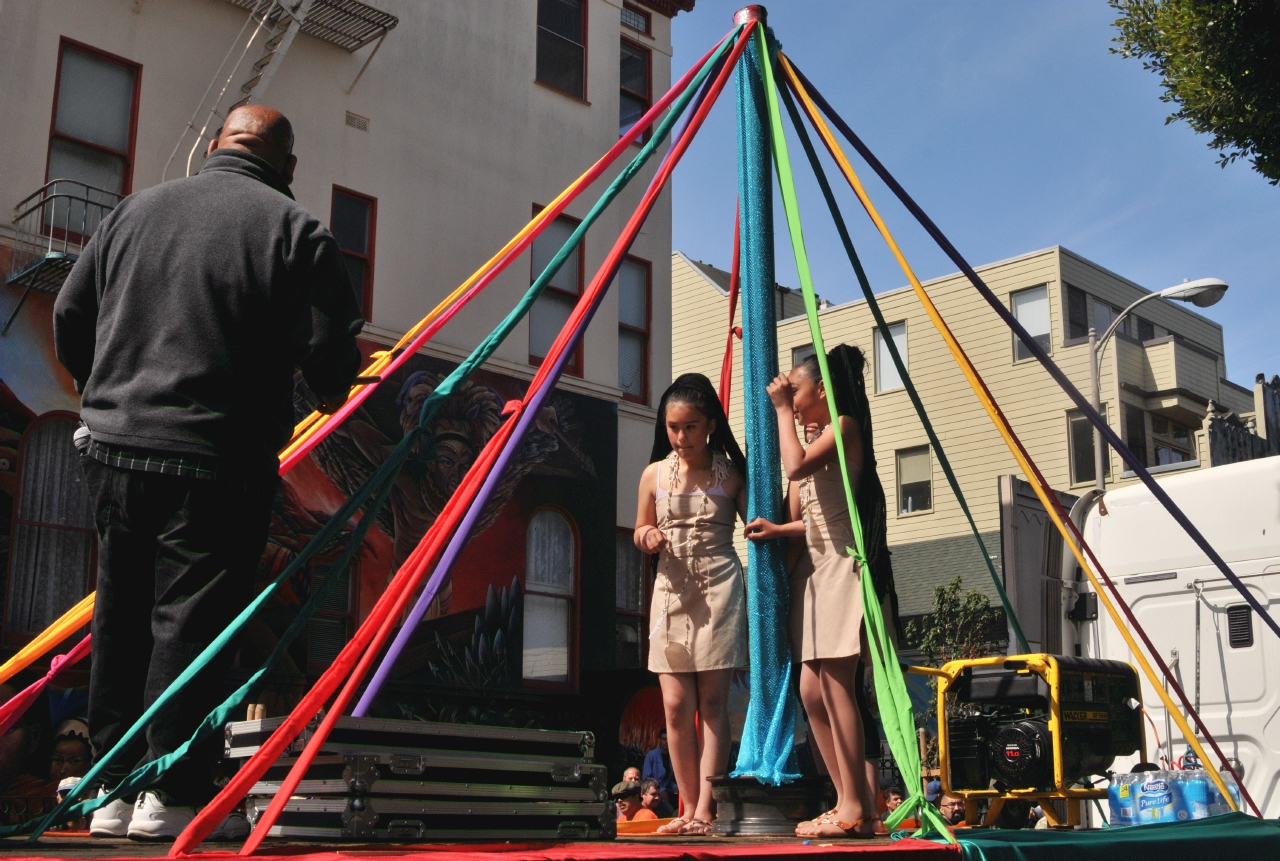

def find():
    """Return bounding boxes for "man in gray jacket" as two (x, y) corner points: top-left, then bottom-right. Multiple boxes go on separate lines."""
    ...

(54, 105), (363, 840)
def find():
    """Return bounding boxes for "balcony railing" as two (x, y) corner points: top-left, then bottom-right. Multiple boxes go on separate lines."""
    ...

(3, 179), (120, 334)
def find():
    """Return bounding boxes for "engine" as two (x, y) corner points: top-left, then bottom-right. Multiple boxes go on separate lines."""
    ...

(944, 656), (1144, 793)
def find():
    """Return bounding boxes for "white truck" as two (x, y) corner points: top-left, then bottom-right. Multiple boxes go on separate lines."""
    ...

(1075, 456), (1280, 817)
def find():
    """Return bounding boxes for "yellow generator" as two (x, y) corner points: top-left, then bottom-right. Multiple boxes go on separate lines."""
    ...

(933, 654), (1146, 827)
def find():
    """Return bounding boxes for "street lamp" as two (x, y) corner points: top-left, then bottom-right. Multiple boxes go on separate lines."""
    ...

(1089, 278), (1229, 491)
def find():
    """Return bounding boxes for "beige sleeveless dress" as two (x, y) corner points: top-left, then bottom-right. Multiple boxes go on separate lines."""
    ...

(789, 458), (863, 661)
(647, 452), (748, 674)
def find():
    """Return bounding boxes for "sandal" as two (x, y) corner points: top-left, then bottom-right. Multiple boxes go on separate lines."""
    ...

(655, 817), (689, 835)
(808, 817), (878, 839)
(681, 818), (714, 835)
(795, 809), (838, 837)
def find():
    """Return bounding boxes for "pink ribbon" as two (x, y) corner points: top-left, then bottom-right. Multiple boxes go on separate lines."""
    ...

(0, 634), (92, 736)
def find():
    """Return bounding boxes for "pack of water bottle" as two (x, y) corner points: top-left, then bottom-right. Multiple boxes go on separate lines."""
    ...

(1108, 768), (1241, 826)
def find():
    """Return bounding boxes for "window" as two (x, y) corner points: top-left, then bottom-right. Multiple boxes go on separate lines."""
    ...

(1227, 605), (1253, 649)
(620, 39), (651, 142)
(1092, 298), (1124, 338)
(331, 187), (376, 321)
(1068, 405), (1110, 485)
(874, 322), (907, 392)
(5, 413), (96, 646)
(616, 256), (650, 402)
(524, 508), (577, 685)
(307, 560), (356, 671)
(621, 4), (651, 34)
(1065, 285), (1089, 341)
(1150, 415), (1194, 465)
(896, 446), (932, 514)
(1136, 317), (1155, 342)
(536, 0), (586, 99)
(792, 344), (816, 367)
(529, 210), (584, 374)
(1125, 404), (1148, 468)
(1011, 286), (1050, 360)
(615, 530), (647, 669)
(47, 40), (140, 197)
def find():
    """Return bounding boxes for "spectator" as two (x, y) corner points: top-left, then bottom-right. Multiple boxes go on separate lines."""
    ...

(641, 777), (676, 818)
(939, 794), (967, 826)
(612, 781), (658, 822)
(925, 779), (942, 806)
(49, 720), (92, 783)
(623, 766), (641, 783)
(0, 684), (55, 800)
(642, 729), (678, 808)
(885, 786), (904, 812)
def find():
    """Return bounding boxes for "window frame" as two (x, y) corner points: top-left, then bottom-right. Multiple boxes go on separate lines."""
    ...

(873, 321), (908, 394)
(895, 444), (933, 517)
(330, 185), (377, 322)
(619, 36), (652, 144)
(535, 0), (590, 103)
(529, 204), (585, 376)
(614, 526), (650, 669)
(4, 411), (98, 647)
(1067, 405), (1111, 486)
(1064, 283), (1089, 343)
(621, 3), (651, 35)
(1010, 284), (1051, 362)
(617, 254), (651, 404)
(46, 37), (143, 197)
(522, 505), (581, 692)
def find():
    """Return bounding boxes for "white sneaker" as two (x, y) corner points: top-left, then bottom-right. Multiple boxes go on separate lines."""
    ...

(206, 809), (251, 841)
(126, 790), (195, 841)
(89, 788), (132, 838)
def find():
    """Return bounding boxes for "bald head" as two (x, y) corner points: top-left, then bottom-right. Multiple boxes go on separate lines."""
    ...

(207, 104), (296, 182)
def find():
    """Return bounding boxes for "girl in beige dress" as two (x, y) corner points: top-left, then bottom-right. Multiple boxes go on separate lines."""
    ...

(745, 345), (899, 839)
(635, 374), (747, 835)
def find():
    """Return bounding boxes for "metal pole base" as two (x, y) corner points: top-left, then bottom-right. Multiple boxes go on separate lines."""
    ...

(708, 775), (834, 836)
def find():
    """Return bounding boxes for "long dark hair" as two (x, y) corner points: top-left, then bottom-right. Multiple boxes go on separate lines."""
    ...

(650, 373), (746, 478)
(797, 345), (899, 626)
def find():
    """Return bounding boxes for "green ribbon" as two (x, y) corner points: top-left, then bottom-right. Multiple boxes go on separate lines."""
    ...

(757, 25), (955, 843)
(773, 66), (1029, 656)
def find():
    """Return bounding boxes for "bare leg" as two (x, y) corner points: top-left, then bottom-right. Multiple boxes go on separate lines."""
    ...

(811, 655), (873, 836)
(689, 668), (734, 828)
(658, 673), (701, 829)
(796, 660), (841, 836)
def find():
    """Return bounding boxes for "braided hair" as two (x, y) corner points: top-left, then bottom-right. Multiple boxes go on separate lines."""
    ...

(650, 373), (747, 478)
(797, 345), (899, 627)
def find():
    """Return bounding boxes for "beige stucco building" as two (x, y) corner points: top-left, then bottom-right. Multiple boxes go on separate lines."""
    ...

(673, 246), (1277, 652)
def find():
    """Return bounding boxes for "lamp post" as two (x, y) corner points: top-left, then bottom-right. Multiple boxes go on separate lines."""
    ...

(1088, 278), (1228, 492)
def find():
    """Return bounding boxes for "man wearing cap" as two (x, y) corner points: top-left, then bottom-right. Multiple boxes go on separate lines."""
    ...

(612, 780), (658, 823)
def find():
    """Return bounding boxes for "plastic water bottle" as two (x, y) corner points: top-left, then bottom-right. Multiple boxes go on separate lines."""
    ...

(1207, 771), (1242, 816)
(1135, 772), (1178, 824)
(1108, 773), (1139, 827)
(1175, 770), (1211, 820)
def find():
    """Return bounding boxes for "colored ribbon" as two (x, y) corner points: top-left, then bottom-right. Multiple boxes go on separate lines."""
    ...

(779, 55), (1255, 817)
(0, 593), (93, 686)
(0, 635), (92, 736)
(718, 202), (741, 414)
(728, 22), (799, 787)
(757, 28), (953, 841)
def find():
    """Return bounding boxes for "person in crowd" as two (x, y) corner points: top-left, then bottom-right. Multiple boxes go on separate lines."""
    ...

(613, 780), (658, 822)
(53, 104), (363, 841)
(49, 720), (92, 783)
(636, 375), (749, 836)
(939, 794), (968, 827)
(641, 777), (676, 818)
(885, 786), (904, 812)
(623, 766), (641, 783)
(642, 729), (679, 810)
(745, 345), (900, 839)
(0, 684), (56, 800)
(925, 779), (942, 806)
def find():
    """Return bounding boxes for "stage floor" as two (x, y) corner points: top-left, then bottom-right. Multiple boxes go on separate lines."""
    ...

(2, 833), (956, 861)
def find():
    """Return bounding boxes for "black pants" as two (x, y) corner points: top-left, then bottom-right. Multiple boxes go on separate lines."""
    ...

(81, 456), (277, 805)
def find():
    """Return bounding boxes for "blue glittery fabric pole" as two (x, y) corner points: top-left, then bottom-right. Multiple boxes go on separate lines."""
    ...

(730, 24), (798, 786)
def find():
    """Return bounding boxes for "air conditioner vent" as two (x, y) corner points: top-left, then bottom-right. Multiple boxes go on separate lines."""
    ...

(1227, 604), (1253, 649)
(345, 111), (369, 132)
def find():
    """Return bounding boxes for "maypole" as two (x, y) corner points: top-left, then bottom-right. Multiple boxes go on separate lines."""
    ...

(728, 4), (798, 786)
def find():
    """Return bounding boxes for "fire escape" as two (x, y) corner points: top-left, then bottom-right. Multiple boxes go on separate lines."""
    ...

(2, 0), (397, 334)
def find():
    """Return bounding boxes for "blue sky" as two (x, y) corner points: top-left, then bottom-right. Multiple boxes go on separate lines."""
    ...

(669, 1), (1278, 388)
